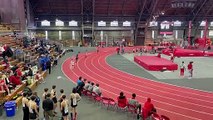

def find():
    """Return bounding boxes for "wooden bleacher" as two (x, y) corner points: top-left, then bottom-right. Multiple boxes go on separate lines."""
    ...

(0, 35), (64, 106)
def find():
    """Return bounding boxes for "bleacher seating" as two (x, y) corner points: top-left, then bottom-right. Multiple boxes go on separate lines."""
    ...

(0, 35), (65, 107)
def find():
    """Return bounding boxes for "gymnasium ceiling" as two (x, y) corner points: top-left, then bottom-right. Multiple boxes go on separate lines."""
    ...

(29, 0), (213, 21)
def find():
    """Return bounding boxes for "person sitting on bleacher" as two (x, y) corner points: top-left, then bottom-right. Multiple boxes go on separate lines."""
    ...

(15, 67), (22, 77)
(117, 92), (127, 108)
(2, 58), (9, 69)
(0, 72), (10, 95)
(92, 84), (102, 96)
(1, 72), (14, 91)
(9, 72), (22, 86)
(35, 71), (45, 83)
(11, 64), (18, 73)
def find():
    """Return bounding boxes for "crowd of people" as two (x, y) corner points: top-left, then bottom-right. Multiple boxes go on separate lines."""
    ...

(21, 85), (81, 120)
(0, 37), (63, 95)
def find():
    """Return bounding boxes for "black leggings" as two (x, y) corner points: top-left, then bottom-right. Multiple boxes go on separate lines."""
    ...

(23, 107), (29, 120)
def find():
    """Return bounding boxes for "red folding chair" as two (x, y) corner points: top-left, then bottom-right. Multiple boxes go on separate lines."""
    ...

(85, 90), (93, 100)
(117, 102), (127, 112)
(127, 104), (137, 114)
(101, 97), (110, 109)
(91, 92), (102, 103)
(108, 98), (116, 109)
(81, 88), (87, 96)
(161, 115), (170, 120)
(152, 113), (161, 120)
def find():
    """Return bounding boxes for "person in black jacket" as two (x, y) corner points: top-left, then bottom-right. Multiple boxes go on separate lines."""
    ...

(46, 60), (51, 74)
(42, 93), (54, 120)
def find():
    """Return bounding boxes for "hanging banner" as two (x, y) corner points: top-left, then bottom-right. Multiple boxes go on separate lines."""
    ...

(159, 21), (173, 35)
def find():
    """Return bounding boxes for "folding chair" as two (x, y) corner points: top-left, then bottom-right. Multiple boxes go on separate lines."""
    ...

(108, 98), (116, 110)
(81, 88), (87, 96)
(117, 102), (127, 112)
(152, 113), (161, 120)
(91, 92), (102, 104)
(101, 97), (110, 109)
(127, 104), (137, 114)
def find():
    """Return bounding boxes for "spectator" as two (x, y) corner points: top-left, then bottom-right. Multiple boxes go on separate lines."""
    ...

(128, 93), (139, 106)
(128, 93), (141, 119)
(88, 82), (95, 92)
(9, 72), (22, 86)
(22, 92), (29, 120)
(11, 64), (18, 73)
(76, 78), (86, 95)
(76, 77), (83, 86)
(60, 95), (69, 120)
(28, 65), (33, 78)
(0, 73), (10, 95)
(70, 88), (81, 120)
(15, 67), (22, 77)
(143, 98), (155, 120)
(46, 60), (51, 74)
(84, 81), (91, 90)
(35, 71), (45, 83)
(93, 84), (102, 96)
(117, 92), (127, 108)
(42, 93), (54, 120)
(29, 95), (39, 120)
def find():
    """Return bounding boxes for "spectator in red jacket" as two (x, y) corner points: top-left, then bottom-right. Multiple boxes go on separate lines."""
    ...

(9, 73), (22, 86)
(117, 92), (127, 108)
(143, 98), (155, 120)
(15, 67), (22, 77)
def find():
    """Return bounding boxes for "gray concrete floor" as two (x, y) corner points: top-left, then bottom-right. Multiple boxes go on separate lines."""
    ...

(1, 47), (134, 120)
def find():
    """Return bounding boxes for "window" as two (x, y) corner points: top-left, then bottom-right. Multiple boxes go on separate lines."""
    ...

(150, 21), (158, 26)
(200, 21), (206, 26)
(173, 20), (181, 26)
(56, 19), (64, 26)
(210, 22), (213, 26)
(41, 20), (50, 26)
(69, 20), (78, 26)
(123, 21), (131, 26)
(98, 21), (106, 26)
(110, 21), (118, 26)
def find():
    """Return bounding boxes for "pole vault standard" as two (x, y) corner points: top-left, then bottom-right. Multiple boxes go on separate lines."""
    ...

(188, 21), (192, 47)
(203, 19), (208, 50)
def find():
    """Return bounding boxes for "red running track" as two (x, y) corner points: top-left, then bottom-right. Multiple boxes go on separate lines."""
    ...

(62, 47), (213, 120)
